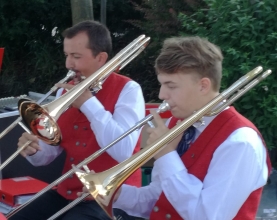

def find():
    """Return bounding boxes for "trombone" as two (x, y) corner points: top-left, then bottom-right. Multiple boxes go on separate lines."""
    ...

(6, 102), (170, 219)
(74, 66), (272, 219)
(0, 70), (76, 140)
(0, 35), (150, 172)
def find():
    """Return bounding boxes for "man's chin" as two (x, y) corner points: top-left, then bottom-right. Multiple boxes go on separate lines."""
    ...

(171, 110), (188, 120)
(171, 110), (182, 119)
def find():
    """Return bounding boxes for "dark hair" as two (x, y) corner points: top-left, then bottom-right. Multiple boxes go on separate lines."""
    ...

(155, 36), (223, 91)
(62, 20), (112, 57)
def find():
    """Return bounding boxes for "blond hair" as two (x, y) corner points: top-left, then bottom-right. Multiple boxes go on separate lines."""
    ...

(155, 36), (223, 91)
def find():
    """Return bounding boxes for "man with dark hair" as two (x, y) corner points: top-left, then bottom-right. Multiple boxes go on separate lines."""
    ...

(12, 20), (145, 220)
(111, 36), (271, 220)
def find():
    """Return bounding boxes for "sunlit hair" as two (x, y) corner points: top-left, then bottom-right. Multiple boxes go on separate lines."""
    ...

(62, 20), (112, 58)
(155, 36), (223, 91)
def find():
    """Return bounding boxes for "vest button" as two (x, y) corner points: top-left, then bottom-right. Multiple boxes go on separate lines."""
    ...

(74, 125), (78, 130)
(70, 157), (74, 161)
(76, 141), (80, 146)
(165, 214), (171, 219)
(83, 127), (87, 130)
(67, 190), (72, 195)
(83, 143), (87, 147)
(153, 206), (159, 212)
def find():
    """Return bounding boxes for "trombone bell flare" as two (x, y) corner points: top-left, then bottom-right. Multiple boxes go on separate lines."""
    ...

(19, 100), (62, 145)
(74, 166), (119, 218)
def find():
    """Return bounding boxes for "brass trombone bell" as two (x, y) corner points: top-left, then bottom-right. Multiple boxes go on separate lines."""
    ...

(19, 100), (62, 145)
(0, 70), (76, 141)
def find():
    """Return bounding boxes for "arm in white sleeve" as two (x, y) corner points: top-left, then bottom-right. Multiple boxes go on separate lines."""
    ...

(113, 169), (162, 218)
(154, 127), (268, 220)
(80, 81), (145, 162)
(26, 140), (63, 166)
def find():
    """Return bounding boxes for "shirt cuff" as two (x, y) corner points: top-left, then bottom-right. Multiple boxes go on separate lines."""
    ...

(154, 151), (186, 180)
(26, 147), (45, 165)
(79, 96), (104, 121)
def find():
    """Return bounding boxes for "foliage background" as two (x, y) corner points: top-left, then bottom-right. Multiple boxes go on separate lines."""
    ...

(0, 0), (277, 166)
(0, 0), (72, 97)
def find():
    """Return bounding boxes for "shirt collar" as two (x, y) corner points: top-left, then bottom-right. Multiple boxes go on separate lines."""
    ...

(193, 105), (230, 135)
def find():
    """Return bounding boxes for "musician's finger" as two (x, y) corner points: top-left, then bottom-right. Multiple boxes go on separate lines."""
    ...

(20, 150), (27, 158)
(19, 140), (41, 151)
(145, 126), (155, 135)
(55, 83), (74, 90)
(83, 186), (89, 193)
(147, 121), (155, 128)
(22, 132), (38, 142)
(150, 109), (164, 127)
(20, 145), (38, 157)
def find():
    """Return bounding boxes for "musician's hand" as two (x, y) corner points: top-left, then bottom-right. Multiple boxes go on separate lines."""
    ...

(146, 110), (182, 160)
(76, 169), (95, 200)
(56, 83), (93, 109)
(146, 110), (169, 144)
(76, 170), (122, 204)
(77, 184), (122, 203)
(18, 132), (41, 157)
(77, 186), (94, 200)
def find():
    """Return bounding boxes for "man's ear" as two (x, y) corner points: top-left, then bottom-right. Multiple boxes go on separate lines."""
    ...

(96, 52), (108, 65)
(199, 77), (212, 94)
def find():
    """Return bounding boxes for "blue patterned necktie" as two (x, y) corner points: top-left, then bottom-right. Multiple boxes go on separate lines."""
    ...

(176, 126), (196, 157)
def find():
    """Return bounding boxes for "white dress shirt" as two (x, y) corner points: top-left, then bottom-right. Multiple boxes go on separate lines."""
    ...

(113, 111), (269, 220)
(26, 80), (145, 165)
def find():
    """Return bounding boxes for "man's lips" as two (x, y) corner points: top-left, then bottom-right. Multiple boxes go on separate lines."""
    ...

(169, 105), (175, 110)
(72, 71), (85, 84)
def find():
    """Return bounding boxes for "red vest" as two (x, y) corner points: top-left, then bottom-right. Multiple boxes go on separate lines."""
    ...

(56, 72), (142, 200)
(150, 107), (271, 220)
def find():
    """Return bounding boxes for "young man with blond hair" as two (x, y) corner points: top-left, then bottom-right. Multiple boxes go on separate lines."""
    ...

(113, 36), (271, 220)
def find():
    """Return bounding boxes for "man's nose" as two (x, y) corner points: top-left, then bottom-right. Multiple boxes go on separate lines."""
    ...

(158, 87), (168, 101)
(65, 56), (74, 69)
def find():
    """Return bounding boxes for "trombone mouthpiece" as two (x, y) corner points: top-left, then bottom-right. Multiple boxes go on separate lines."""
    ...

(66, 70), (76, 79)
(157, 101), (170, 113)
